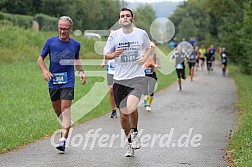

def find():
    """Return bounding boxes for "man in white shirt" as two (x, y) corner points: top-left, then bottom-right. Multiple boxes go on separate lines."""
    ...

(104, 7), (151, 157)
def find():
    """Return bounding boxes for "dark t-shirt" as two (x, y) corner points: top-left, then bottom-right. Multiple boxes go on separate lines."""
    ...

(188, 50), (196, 63)
(205, 53), (213, 63)
(40, 36), (80, 89)
(209, 48), (216, 57)
(221, 51), (228, 64)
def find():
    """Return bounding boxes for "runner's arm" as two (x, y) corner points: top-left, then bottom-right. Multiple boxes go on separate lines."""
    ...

(100, 58), (107, 68)
(37, 56), (52, 81)
(105, 48), (123, 60)
(136, 48), (151, 65)
(75, 57), (86, 85)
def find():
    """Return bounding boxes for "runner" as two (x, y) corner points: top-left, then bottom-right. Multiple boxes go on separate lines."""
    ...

(37, 16), (86, 152)
(143, 42), (161, 111)
(205, 48), (213, 75)
(189, 36), (196, 47)
(220, 47), (228, 76)
(187, 46), (197, 81)
(195, 46), (200, 71)
(100, 58), (117, 118)
(198, 44), (206, 71)
(104, 7), (151, 157)
(170, 45), (187, 91)
(209, 44), (216, 70)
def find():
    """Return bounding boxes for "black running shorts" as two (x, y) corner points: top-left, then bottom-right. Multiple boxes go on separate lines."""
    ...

(49, 87), (74, 102)
(176, 69), (186, 80)
(113, 77), (145, 109)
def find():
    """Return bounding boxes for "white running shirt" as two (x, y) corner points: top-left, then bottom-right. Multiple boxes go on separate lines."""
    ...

(106, 59), (115, 75)
(104, 27), (151, 80)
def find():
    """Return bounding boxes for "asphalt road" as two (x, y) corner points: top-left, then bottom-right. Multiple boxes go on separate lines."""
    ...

(0, 62), (237, 167)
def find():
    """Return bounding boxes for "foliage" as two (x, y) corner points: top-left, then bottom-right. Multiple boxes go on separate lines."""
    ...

(0, 0), (157, 39)
(0, 25), (100, 62)
(169, 0), (210, 42)
(239, 1), (252, 74)
(0, 0), (122, 31)
(133, 4), (156, 37)
(169, 0), (252, 75)
(34, 13), (58, 31)
(0, 0), (43, 15)
(0, 11), (33, 28)
(178, 16), (197, 41)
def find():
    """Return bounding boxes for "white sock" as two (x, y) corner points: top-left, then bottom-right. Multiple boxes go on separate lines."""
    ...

(59, 137), (66, 142)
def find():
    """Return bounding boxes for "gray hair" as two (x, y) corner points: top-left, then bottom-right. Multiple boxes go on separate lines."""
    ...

(59, 16), (73, 27)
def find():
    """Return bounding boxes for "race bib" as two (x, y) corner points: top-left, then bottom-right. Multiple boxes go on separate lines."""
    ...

(52, 72), (68, 84)
(120, 51), (138, 63)
(144, 67), (153, 74)
(176, 64), (183, 69)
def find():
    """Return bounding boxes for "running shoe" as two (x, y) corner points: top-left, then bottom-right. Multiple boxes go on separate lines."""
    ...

(146, 106), (151, 112)
(178, 86), (182, 91)
(125, 143), (134, 157)
(110, 110), (117, 118)
(56, 139), (66, 152)
(131, 132), (141, 149)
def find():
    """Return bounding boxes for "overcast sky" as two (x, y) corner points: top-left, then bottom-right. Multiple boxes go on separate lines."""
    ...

(123, 0), (185, 3)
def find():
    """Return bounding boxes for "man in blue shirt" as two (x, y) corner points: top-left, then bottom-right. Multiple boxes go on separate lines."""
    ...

(38, 16), (86, 152)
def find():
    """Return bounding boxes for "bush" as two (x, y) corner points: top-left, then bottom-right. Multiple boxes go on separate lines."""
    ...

(0, 12), (33, 29)
(34, 13), (58, 32)
(0, 19), (13, 26)
(0, 12), (4, 20)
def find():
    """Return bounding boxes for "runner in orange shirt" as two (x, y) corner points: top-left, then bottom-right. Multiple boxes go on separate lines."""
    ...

(143, 42), (161, 111)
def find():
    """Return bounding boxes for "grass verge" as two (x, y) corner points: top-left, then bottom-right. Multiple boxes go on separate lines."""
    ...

(227, 64), (252, 166)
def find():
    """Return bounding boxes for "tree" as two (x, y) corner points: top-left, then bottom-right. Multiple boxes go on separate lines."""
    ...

(169, 0), (210, 42)
(178, 17), (197, 41)
(133, 4), (156, 38)
(240, 1), (252, 74)
(0, 0), (43, 15)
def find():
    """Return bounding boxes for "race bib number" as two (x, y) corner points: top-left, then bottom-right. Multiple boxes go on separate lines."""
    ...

(222, 59), (226, 63)
(144, 67), (153, 74)
(52, 72), (68, 84)
(176, 64), (183, 69)
(120, 51), (138, 63)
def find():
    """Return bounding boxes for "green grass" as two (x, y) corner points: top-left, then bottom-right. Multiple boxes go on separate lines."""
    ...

(0, 25), (178, 153)
(0, 25), (101, 62)
(228, 64), (252, 166)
